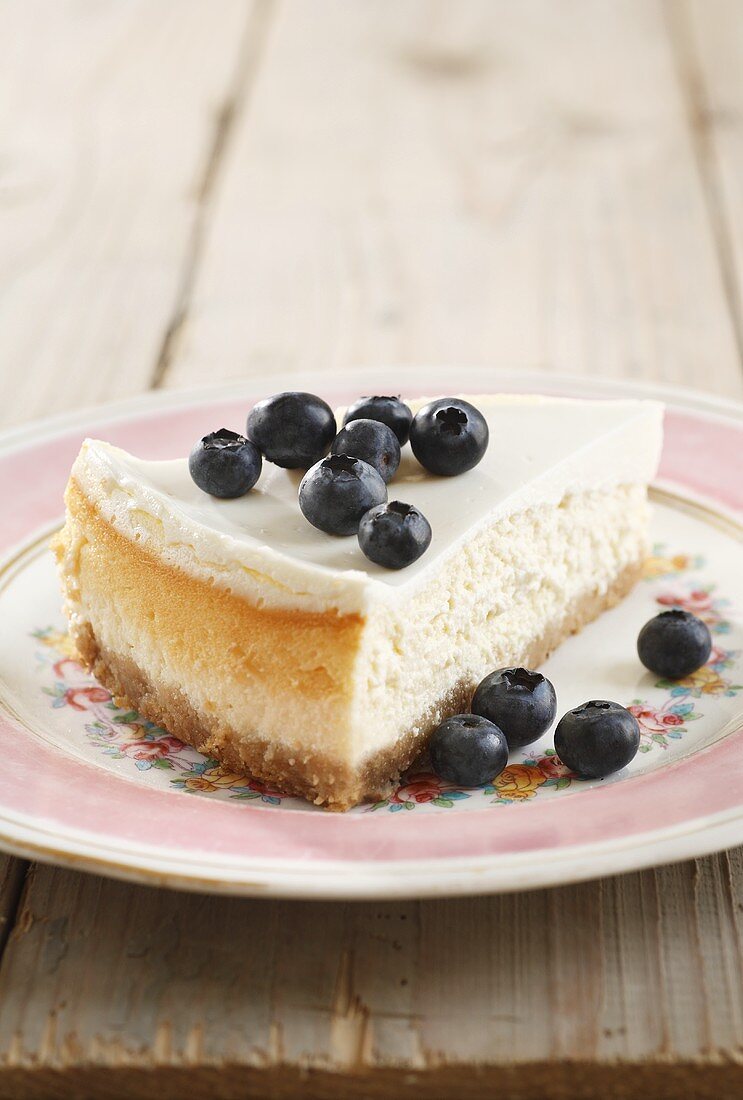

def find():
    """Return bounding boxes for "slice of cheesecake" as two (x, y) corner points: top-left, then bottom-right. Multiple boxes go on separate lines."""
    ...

(54, 394), (663, 810)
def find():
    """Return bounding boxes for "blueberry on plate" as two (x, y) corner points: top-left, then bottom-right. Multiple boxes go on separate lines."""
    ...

(358, 501), (431, 569)
(637, 609), (712, 679)
(188, 429), (262, 498)
(409, 398), (489, 476)
(429, 714), (509, 788)
(471, 667), (557, 750)
(331, 418), (401, 483)
(343, 395), (413, 446)
(554, 701), (640, 779)
(299, 454), (387, 536)
(247, 392), (336, 469)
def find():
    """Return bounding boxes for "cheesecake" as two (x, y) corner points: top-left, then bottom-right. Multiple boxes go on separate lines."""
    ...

(54, 394), (663, 810)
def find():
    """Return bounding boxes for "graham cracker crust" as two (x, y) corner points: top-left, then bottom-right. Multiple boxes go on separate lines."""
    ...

(69, 560), (641, 811)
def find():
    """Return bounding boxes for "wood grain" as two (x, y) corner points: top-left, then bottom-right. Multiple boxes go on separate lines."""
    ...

(160, 0), (743, 395)
(0, 860), (27, 962)
(0, 865), (742, 1098)
(0, 1), (742, 1097)
(0, 0), (255, 427)
(669, 0), (743, 368)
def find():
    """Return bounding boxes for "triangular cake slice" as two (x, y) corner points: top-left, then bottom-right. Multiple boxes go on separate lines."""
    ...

(55, 394), (663, 809)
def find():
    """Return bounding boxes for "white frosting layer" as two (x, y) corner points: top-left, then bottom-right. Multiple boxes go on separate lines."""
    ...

(71, 395), (664, 615)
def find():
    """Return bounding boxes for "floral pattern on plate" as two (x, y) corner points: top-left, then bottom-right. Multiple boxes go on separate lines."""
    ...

(31, 542), (741, 813)
(642, 543), (705, 581)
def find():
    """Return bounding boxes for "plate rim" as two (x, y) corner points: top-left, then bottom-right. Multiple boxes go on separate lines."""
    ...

(2, 366), (743, 457)
(1, 367), (742, 898)
(0, 800), (741, 899)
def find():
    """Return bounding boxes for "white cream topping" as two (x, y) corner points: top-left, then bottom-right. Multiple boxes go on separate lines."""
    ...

(71, 395), (663, 615)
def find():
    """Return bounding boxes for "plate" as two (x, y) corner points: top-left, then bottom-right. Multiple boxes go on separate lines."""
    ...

(0, 368), (741, 898)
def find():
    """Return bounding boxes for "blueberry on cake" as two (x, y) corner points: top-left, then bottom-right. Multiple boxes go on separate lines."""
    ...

(54, 393), (663, 809)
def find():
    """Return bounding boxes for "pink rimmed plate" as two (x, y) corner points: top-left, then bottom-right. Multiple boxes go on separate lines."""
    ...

(0, 368), (741, 898)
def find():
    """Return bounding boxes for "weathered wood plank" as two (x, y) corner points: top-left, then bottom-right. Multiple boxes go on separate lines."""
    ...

(161, 0), (743, 395)
(597, 871), (666, 1061)
(669, 0), (743, 371)
(1, 862), (743, 1097)
(0, 0), (254, 427)
(0, 859), (27, 962)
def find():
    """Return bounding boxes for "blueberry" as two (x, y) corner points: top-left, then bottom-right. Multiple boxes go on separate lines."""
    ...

(331, 419), (401, 483)
(554, 701), (640, 779)
(299, 454), (387, 536)
(188, 429), (262, 498)
(637, 609), (712, 679)
(429, 714), (509, 787)
(247, 392), (336, 469)
(409, 398), (489, 476)
(471, 667), (557, 750)
(343, 395), (413, 446)
(358, 501), (432, 569)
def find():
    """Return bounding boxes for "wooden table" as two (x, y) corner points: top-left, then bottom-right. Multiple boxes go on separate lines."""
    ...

(1, 2), (742, 1096)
